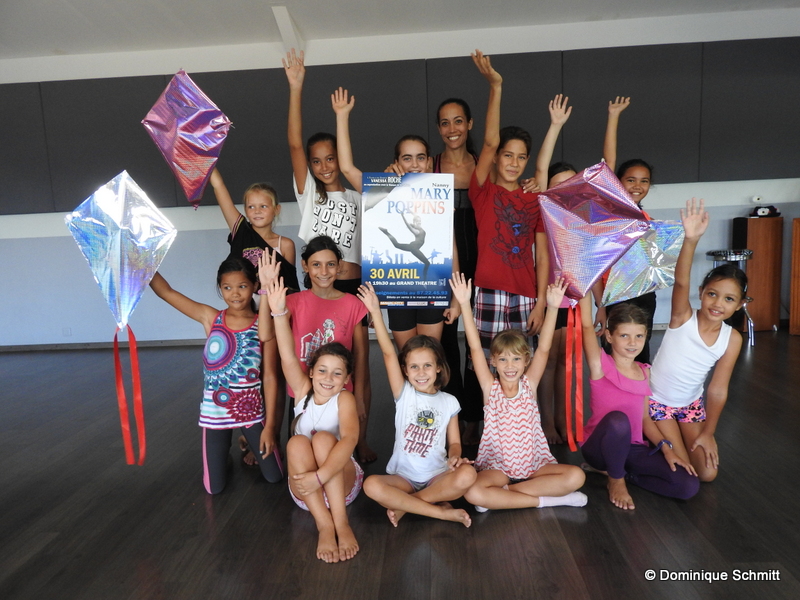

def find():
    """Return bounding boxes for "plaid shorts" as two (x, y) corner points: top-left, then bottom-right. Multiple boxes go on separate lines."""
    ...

(648, 396), (706, 423)
(471, 287), (536, 365)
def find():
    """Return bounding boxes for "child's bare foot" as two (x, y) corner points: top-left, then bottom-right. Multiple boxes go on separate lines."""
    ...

(607, 477), (635, 510)
(336, 524), (359, 561)
(316, 526), (340, 563)
(239, 436), (256, 466)
(356, 441), (377, 464)
(440, 506), (472, 527)
(387, 508), (406, 527)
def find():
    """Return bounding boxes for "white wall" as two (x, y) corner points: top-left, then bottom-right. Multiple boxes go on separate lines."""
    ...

(2, 179), (798, 347)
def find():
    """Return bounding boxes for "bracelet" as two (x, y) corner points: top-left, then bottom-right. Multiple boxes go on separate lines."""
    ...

(257, 289), (269, 295)
(315, 471), (323, 488)
(270, 309), (288, 317)
(649, 439), (674, 455)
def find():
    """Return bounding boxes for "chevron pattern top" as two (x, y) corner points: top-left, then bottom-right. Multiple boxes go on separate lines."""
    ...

(475, 375), (557, 480)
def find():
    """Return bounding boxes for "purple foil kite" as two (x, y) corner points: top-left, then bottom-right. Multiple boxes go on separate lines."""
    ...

(539, 162), (649, 299)
(65, 171), (177, 328)
(602, 220), (684, 306)
(142, 70), (232, 208)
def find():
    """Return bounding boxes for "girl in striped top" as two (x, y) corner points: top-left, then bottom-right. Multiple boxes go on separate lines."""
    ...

(450, 273), (587, 512)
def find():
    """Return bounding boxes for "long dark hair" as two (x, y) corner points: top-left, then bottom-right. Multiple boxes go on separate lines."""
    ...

(300, 235), (343, 289)
(306, 132), (337, 203)
(436, 98), (476, 156)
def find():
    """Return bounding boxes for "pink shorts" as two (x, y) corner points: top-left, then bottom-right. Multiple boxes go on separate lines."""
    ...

(289, 457), (364, 511)
(649, 397), (706, 423)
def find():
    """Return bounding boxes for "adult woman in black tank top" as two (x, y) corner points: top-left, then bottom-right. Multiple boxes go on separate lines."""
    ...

(433, 98), (482, 440)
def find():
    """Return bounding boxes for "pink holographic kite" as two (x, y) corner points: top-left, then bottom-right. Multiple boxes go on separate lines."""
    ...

(539, 161), (649, 299)
(142, 70), (232, 208)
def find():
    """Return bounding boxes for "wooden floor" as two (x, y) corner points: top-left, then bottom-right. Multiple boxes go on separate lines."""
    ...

(1, 331), (800, 600)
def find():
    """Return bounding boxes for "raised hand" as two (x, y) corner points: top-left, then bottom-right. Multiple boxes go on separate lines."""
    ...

(257, 248), (280, 290)
(680, 197), (709, 241)
(357, 282), (381, 315)
(448, 272), (472, 306)
(266, 277), (287, 314)
(549, 94), (573, 126)
(471, 49), (502, 86)
(282, 48), (305, 88)
(520, 178), (541, 194)
(608, 96), (630, 117)
(331, 87), (355, 116)
(546, 276), (568, 309)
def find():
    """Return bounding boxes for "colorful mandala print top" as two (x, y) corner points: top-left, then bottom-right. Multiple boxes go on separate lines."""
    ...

(199, 310), (264, 429)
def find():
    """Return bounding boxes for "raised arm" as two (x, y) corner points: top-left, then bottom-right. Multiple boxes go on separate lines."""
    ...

(449, 273), (493, 396)
(332, 87), (363, 193)
(579, 293), (604, 380)
(472, 49), (503, 187)
(357, 283), (405, 398)
(260, 335), (279, 458)
(266, 278), (311, 399)
(149, 272), (216, 334)
(284, 49), (310, 193)
(602, 96), (630, 173)
(526, 278), (567, 386)
(257, 250), (281, 343)
(534, 94), (572, 189)
(671, 198), (709, 328)
(209, 168), (241, 231)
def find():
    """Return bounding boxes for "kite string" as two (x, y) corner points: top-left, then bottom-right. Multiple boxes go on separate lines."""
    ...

(113, 326), (146, 465)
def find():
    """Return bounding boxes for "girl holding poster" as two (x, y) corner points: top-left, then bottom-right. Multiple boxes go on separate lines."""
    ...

(332, 87), (460, 351)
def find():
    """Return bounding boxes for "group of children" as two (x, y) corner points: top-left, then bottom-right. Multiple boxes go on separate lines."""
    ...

(147, 49), (748, 564)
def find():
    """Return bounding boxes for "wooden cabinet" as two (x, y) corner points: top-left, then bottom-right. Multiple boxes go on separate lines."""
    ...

(791, 219), (800, 335)
(732, 217), (782, 331)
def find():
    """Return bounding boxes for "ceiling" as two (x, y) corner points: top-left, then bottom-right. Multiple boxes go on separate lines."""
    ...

(2, 0), (798, 61)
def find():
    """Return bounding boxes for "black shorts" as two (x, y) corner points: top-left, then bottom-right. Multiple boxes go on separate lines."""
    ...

(555, 306), (569, 330)
(387, 308), (445, 332)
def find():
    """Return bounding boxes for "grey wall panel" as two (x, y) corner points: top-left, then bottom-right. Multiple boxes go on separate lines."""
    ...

(426, 52), (563, 174)
(41, 74), (179, 212)
(563, 43), (703, 184)
(189, 68), (292, 207)
(300, 59), (429, 178)
(700, 37), (800, 182)
(0, 83), (54, 214)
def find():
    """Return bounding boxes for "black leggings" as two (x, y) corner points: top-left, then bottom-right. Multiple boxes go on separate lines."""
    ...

(202, 424), (283, 494)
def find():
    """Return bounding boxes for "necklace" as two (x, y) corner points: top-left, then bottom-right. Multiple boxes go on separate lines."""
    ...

(309, 397), (332, 436)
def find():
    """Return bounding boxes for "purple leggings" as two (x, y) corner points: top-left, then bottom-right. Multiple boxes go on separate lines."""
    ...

(581, 411), (699, 500)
